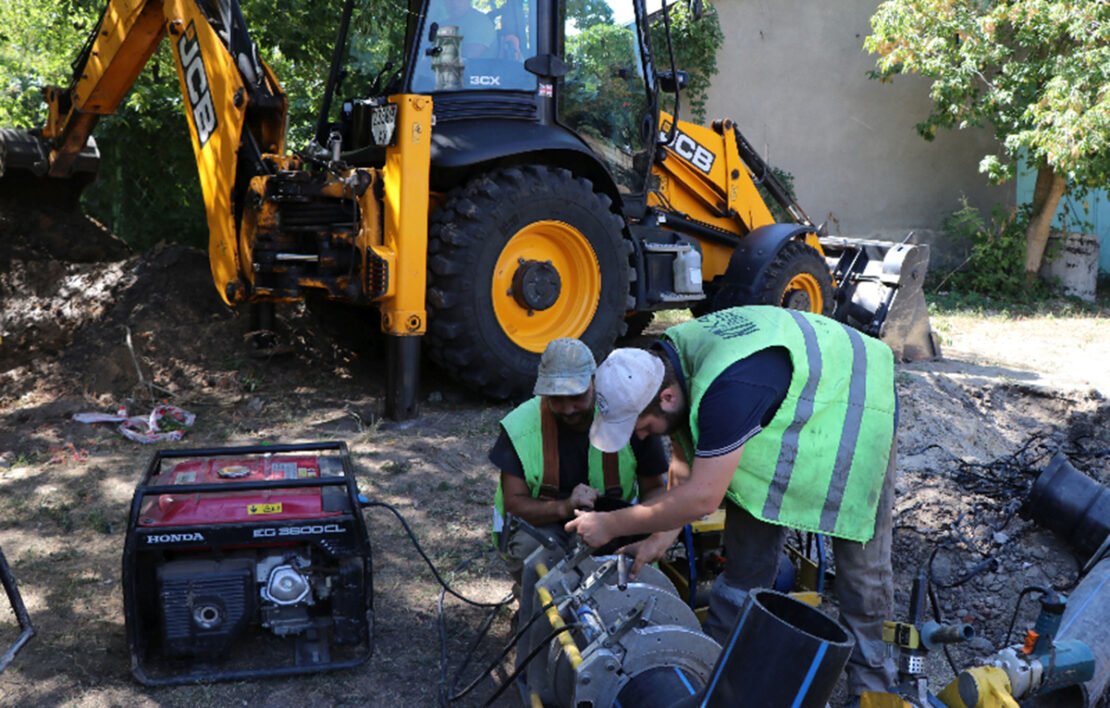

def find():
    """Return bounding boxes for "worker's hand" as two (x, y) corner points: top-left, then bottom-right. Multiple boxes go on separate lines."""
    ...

(620, 528), (680, 579)
(565, 509), (615, 549)
(567, 483), (600, 512)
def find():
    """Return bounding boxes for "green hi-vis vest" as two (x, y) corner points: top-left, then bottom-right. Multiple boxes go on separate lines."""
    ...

(664, 306), (896, 542)
(492, 396), (638, 544)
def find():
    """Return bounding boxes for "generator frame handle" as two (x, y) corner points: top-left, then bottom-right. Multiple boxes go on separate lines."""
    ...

(0, 546), (34, 673)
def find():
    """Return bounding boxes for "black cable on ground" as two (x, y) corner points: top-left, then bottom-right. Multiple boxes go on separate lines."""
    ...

(445, 599), (560, 705)
(926, 542), (999, 590)
(362, 500), (514, 609)
(480, 623), (581, 708)
(1003, 586), (1052, 647)
(925, 578), (961, 678)
(437, 553), (512, 707)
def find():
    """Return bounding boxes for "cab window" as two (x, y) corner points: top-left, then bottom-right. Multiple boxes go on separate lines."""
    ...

(411, 0), (536, 92)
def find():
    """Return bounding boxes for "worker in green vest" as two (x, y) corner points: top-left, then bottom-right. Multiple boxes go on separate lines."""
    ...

(566, 306), (898, 703)
(491, 337), (668, 589)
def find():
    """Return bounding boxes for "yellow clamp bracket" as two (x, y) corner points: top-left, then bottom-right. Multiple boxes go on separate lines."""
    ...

(533, 563), (582, 669)
(882, 620), (922, 650)
(860, 692), (915, 708)
(936, 666), (1020, 708)
(690, 509), (725, 533)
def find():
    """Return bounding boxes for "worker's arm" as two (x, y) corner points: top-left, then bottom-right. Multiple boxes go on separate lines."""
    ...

(501, 470), (598, 527)
(567, 444), (742, 548)
(619, 442), (691, 577)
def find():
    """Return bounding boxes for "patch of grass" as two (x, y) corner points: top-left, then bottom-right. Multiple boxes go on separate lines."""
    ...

(85, 508), (114, 534)
(927, 290), (1110, 320)
(219, 354), (246, 371)
(381, 460), (411, 475)
(6, 452), (39, 470)
(239, 371), (263, 392)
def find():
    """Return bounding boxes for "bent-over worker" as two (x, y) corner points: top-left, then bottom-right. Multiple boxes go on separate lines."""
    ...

(566, 305), (898, 702)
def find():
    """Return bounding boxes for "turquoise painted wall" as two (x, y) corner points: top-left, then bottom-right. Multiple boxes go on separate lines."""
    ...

(1016, 162), (1110, 274)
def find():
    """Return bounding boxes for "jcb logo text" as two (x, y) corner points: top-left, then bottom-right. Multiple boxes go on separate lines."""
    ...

(178, 23), (218, 147)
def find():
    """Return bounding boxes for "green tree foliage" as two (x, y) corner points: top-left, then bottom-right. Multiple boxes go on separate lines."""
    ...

(0, 0), (101, 126)
(567, 0), (615, 28)
(865, 1), (1110, 284)
(648, 0), (722, 123)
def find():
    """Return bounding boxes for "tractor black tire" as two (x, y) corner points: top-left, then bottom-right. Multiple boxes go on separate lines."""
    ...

(621, 311), (655, 340)
(749, 240), (835, 317)
(426, 166), (631, 400)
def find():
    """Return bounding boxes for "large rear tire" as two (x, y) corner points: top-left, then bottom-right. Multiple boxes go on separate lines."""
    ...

(426, 166), (630, 400)
(751, 241), (834, 316)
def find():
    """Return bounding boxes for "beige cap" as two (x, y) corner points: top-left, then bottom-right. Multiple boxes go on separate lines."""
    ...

(589, 348), (665, 452)
(533, 338), (597, 396)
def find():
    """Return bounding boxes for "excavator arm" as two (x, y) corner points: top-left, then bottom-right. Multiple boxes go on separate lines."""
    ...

(1, 0), (288, 305)
(2, 0), (431, 419)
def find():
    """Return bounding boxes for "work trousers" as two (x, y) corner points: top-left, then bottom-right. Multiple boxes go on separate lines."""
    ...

(702, 440), (897, 700)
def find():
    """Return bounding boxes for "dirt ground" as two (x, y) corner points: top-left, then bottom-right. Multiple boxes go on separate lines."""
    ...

(1, 202), (1109, 708)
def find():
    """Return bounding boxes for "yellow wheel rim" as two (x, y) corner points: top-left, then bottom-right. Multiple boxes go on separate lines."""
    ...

(782, 272), (824, 313)
(492, 220), (601, 352)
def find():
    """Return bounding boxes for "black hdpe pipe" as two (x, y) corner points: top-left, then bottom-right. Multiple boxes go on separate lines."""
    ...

(677, 589), (854, 708)
(1028, 453), (1110, 561)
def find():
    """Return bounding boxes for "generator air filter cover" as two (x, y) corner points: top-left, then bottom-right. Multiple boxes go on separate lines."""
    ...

(122, 442), (373, 685)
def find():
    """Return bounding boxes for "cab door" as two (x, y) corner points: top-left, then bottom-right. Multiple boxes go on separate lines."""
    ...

(556, 0), (658, 199)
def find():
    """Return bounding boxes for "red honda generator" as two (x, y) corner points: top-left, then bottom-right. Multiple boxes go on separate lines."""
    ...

(122, 442), (372, 685)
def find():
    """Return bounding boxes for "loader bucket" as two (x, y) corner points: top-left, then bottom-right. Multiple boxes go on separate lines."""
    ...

(822, 235), (941, 363)
(0, 128), (99, 208)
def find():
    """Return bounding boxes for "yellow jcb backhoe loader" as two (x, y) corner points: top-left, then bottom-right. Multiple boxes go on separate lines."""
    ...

(0, 0), (939, 419)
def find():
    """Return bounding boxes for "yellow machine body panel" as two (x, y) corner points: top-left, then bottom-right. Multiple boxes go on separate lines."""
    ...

(650, 111), (816, 281)
(376, 94), (432, 336)
(163, 0), (286, 305)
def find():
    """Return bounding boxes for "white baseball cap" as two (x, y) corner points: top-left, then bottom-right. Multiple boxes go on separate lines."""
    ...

(589, 348), (665, 453)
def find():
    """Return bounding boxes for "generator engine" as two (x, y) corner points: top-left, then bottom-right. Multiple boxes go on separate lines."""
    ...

(122, 442), (373, 685)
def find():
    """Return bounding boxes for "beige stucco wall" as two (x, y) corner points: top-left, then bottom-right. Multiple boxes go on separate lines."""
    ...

(702, 0), (1012, 269)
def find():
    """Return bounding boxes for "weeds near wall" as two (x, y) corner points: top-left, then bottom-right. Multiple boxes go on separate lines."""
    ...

(930, 198), (1056, 300)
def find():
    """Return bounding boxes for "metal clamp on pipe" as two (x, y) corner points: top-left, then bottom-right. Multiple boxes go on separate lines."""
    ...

(514, 539), (720, 707)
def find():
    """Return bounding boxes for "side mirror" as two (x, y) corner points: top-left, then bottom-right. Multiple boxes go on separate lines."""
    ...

(657, 69), (689, 93)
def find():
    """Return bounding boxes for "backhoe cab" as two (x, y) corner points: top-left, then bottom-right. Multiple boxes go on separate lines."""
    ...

(0, 0), (938, 419)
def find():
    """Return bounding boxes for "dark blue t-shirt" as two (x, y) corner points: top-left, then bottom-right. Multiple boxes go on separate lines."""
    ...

(656, 340), (792, 459)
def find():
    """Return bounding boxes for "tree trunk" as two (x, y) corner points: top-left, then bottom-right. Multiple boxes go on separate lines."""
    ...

(1024, 166), (1067, 287)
